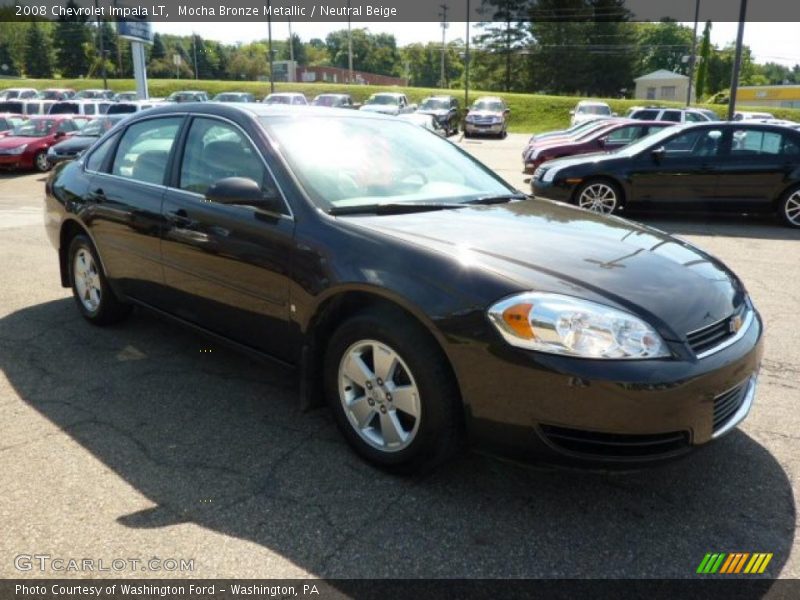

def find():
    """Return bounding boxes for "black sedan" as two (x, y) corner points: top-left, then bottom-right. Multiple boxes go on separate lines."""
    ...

(532, 121), (800, 228)
(417, 95), (460, 136)
(46, 115), (127, 167)
(45, 104), (763, 471)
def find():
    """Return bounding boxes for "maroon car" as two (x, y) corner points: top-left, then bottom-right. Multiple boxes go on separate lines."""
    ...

(523, 120), (672, 174)
(0, 115), (88, 172)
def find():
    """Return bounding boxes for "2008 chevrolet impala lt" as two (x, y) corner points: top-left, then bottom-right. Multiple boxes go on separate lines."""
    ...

(44, 104), (763, 472)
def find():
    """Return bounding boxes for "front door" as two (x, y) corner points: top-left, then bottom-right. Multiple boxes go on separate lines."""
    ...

(160, 116), (296, 361)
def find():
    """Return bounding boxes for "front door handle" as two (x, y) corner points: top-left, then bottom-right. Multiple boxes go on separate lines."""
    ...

(168, 209), (198, 229)
(88, 188), (106, 203)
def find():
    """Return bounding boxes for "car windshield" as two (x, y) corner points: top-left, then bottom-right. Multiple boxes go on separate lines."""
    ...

(366, 95), (399, 105)
(312, 95), (340, 106)
(472, 100), (503, 112)
(261, 116), (513, 210)
(265, 95), (292, 104)
(13, 119), (57, 137)
(577, 104), (612, 115)
(421, 99), (449, 110)
(614, 124), (692, 157)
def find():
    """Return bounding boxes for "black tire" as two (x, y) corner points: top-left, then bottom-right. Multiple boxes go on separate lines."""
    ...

(324, 306), (462, 474)
(778, 185), (800, 228)
(67, 234), (132, 325)
(573, 178), (624, 216)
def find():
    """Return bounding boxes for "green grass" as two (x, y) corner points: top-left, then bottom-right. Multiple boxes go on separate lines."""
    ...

(13, 78), (800, 133)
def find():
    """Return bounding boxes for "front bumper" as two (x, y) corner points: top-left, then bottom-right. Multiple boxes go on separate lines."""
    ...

(531, 178), (575, 203)
(0, 154), (28, 169)
(465, 122), (504, 134)
(450, 308), (764, 466)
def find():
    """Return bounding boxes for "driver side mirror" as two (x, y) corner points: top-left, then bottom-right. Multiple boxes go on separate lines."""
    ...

(205, 177), (282, 213)
(598, 136), (607, 147)
(651, 146), (666, 162)
(54, 130), (66, 139)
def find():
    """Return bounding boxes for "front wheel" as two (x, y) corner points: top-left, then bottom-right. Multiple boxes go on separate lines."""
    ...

(324, 307), (462, 473)
(575, 179), (622, 215)
(34, 151), (50, 172)
(68, 234), (131, 325)
(779, 186), (800, 228)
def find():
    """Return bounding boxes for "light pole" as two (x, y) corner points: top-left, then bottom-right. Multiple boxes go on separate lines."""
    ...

(94, 0), (107, 89)
(727, 0), (748, 121)
(268, 0), (275, 93)
(464, 0), (470, 107)
(439, 3), (449, 89)
(192, 33), (198, 80)
(686, 0), (700, 105)
(347, 0), (354, 83)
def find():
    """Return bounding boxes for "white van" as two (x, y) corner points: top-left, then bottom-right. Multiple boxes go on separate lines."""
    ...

(49, 100), (113, 117)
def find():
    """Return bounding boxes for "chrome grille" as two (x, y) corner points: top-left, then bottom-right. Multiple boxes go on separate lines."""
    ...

(687, 303), (749, 358)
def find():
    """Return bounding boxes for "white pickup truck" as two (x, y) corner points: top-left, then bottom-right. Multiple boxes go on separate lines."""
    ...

(358, 92), (417, 116)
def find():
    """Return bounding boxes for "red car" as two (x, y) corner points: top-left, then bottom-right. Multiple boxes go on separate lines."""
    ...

(0, 115), (88, 172)
(523, 120), (672, 174)
(0, 113), (27, 138)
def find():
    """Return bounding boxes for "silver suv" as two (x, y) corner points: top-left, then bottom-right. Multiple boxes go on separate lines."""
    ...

(626, 107), (719, 123)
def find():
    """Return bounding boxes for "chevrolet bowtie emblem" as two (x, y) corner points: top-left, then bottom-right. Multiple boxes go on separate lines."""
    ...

(730, 314), (744, 334)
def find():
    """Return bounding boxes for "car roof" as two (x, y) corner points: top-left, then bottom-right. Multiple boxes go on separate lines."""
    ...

(577, 100), (610, 106)
(268, 92), (304, 96)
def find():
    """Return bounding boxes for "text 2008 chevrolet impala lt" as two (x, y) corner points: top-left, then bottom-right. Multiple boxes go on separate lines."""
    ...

(45, 104), (763, 472)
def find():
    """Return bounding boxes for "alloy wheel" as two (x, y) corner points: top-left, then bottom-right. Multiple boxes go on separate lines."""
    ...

(578, 182), (618, 214)
(785, 190), (800, 227)
(338, 339), (421, 453)
(73, 248), (102, 313)
(35, 152), (49, 172)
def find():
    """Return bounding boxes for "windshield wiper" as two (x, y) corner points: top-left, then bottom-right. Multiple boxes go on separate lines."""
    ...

(464, 193), (528, 205)
(329, 202), (466, 216)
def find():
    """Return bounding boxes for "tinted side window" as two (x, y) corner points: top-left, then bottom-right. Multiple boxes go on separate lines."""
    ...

(179, 117), (275, 199)
(632, 110), (659, 120)
(732, 129), (786, 155)
(606, 126), (639, 143)
(664, 129), (723, 156)
(112, 117), (182, 185)
(685, 112), (705, 122)
(662, 110), (682, 122)
(86, 133), (120, 172)
(84, 104), (96, 115)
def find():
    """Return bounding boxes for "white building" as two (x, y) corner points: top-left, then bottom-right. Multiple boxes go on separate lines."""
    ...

(634, 69), (694, 103)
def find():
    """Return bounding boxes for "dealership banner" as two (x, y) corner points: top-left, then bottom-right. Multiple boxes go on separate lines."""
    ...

(3, 579), (800, 600)
(2, 0), (800, 22)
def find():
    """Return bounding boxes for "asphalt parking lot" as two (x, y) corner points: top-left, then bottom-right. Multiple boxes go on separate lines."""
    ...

(0, 133), (798, 580)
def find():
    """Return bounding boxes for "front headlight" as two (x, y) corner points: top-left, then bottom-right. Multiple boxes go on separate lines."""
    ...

(7, 144), (27, 155)
(487, 292), (670, 359)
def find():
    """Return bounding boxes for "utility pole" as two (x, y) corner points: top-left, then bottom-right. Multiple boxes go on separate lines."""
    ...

(268, 0), (275, 93)
(192, 33), (198, 80)
(464, 0), (470, 108)
(727, 0), (747, 121)
(347, 0), (354, 83)
(288, 18), (295, 82)
(94, 0), (107, 89)
(686, 0), (700, 105)
(439, 3), (449, 89)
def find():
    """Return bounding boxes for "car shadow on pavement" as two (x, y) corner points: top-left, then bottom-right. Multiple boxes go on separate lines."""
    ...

(1, 298), (795, 579)
(628, 211), (800, 241)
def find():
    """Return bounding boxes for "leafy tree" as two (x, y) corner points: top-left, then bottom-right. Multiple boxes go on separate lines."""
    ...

(634, 19), (694, 76)
(25, 22), (53, 78)
(150, 33), (167, 61)
(695, 21), (711, 99)
(325, 29), (400, 76)
(475, 0), (530, 91)
(0, 41), (20, 77)
(403, 41), (463, 88)
(53, 1), (91, 77)
(280, 33), (307, 65)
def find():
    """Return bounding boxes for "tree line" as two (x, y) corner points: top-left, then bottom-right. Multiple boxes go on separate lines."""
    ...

(1, 1), (798, 101)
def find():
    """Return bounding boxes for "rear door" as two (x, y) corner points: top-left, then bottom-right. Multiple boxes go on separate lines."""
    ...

(160, 115), (296, 360)
(84, 115), (184, 303)
(715, 126), (800, 210)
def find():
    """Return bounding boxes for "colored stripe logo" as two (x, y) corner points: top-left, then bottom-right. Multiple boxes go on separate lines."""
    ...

(697, 553), (773, 574)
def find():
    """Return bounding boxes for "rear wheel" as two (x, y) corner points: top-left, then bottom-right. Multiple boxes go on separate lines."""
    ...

(324, 307), (462, 473)
(575, 179), (622, 215)
(779, 186), (800, 228)
(68, 234), (131, 325)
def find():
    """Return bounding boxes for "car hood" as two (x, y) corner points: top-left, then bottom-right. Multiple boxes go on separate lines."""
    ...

(360, 104), (399, 114)
(347, 200), (745, 339)
(51, 136), (96, 153)
(418, 109), (449, 118)
(0, 135), (44, 148)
